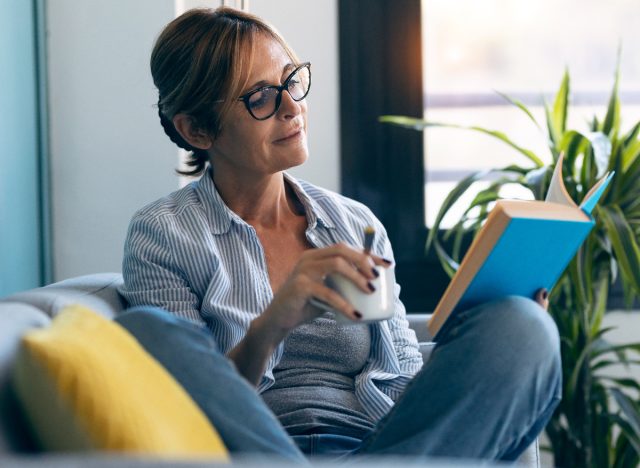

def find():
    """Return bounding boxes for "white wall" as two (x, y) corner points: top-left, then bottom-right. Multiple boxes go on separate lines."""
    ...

(47, 0), (340, 279)
(250, 0), (340, 192)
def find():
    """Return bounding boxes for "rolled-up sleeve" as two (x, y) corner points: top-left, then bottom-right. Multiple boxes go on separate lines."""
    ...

(119, 211), (206, 327)
(370, 216), (424, 401)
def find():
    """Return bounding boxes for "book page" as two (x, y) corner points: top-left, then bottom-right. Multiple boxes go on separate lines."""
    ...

(545, 153), (577, 207)
(579, 171), (614, 215)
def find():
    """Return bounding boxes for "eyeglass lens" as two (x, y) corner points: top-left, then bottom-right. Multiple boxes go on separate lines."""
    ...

(247, 65), (310, 119)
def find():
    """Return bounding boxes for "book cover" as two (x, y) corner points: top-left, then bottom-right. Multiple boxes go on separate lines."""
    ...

(428, 155), (614, 338)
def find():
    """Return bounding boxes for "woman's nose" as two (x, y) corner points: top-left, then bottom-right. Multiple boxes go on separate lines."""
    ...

(277, 88), (304, 120)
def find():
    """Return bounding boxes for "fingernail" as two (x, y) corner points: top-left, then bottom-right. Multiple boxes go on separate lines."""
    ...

(382, 258), (392, 265)
(354, 310), (363, 319)
(368, 282), (376, 292)
(542, 290), (548, 300)
(372, 268), (379, 277)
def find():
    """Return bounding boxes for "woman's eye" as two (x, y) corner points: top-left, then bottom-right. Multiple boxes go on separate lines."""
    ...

(249, 88), (275, 109)
(288, 78), (301, 90)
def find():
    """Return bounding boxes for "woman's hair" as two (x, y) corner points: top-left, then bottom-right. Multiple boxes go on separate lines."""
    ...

(151, 7), (299, 176)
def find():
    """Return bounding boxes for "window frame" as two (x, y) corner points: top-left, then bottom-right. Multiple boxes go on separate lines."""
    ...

(338, 0), (637, 311)
(339, 0), (452, 312)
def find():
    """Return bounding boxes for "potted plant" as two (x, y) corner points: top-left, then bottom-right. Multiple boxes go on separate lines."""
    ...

(381, 64), (640, 467)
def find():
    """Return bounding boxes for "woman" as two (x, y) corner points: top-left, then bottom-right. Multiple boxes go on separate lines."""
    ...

(118, 6), (560, 463)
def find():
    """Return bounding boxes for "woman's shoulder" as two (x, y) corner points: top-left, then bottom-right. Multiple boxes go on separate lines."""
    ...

(131, 181), (202, 224)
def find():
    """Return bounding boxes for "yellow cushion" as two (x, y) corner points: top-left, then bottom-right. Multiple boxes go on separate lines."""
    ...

(12, 305), (228, 461)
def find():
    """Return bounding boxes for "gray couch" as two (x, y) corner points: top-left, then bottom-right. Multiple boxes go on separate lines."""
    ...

(0, 274), (541, 466)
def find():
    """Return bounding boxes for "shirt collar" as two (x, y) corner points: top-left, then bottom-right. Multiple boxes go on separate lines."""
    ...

(195, 168), (335, 234)
(282, 173), (335, 230)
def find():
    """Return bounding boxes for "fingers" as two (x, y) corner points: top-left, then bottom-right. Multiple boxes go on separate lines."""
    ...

(307, 243), (376, 277)
(310, 256), (376, 294)
(534, 288), (549, 310)
(308, 283), (362, 321)
(369, 255), (393, 267)
(303, 243), (392, 279)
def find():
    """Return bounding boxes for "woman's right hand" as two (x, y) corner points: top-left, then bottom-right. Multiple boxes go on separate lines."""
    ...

(259, 242), (391, 339)
(229, 242), (390, 386)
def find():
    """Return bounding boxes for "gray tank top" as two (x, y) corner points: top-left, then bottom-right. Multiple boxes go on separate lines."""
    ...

(261, 311), (375, 438)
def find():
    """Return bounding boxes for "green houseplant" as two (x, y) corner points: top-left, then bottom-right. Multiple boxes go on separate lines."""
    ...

(381, 65), (640, 467)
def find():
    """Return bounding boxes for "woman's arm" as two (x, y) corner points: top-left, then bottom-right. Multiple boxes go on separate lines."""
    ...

(120, 213), (205, 327)
(226, 243), (390, 385)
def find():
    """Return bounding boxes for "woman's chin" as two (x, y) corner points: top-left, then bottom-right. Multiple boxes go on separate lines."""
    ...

(278, 148), (308, 171)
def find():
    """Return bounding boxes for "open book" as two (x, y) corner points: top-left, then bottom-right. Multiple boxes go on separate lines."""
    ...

(428, 154), (615, 338)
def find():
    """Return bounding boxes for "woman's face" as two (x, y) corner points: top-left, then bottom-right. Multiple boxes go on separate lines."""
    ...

(209, 36), (309, 177)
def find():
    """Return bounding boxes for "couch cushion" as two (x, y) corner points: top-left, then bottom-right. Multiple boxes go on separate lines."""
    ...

(0, 303), (50, 453)
(2, 273), (125, 320)
(12, 304), (228, 460)
(407, 313), (433, 342)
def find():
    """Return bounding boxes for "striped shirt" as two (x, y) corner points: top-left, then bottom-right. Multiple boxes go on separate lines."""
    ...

(119, 168), (423, 421)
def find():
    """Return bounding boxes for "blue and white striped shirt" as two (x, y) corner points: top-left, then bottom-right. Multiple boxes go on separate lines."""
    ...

(119, 168), (423, 421)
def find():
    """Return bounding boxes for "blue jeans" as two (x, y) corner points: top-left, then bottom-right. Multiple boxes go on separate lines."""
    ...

(115, 296), (561, 463)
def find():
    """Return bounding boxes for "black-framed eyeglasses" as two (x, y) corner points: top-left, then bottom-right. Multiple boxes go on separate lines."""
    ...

(238, 62), (311, 121)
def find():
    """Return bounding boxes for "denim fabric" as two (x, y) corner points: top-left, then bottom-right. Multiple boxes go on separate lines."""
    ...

(114, 308), (307, 464)
(291, 434), (362, 457)
(116, 295), (561, 462)
(356, 296), (562, 461)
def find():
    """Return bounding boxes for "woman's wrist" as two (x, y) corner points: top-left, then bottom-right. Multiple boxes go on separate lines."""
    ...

(250, 311), (289, 349)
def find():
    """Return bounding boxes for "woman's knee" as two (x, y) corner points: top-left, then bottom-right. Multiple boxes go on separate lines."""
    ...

(115, 306), (215, 350)
(117, 305), (179, 329)
(492, 296), (558, 346)
(485, 296), (561, 375)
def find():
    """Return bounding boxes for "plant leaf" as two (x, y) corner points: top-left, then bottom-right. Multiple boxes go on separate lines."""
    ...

(602, 57), (621, 137)
(544, 99), (561, 155)
(552, 68), (570, 136)
(587, 132), (613, 177)
(600, 377), (640, 392)
(466, 126), (544, 166)
(622, 135), (640, 172)
(593, 342), (640, 359)
(608, 413), (640, 460)
(494, 89), (541, 130)
(378, 115), (432, 130)
(599, 206), (640, 293)
(624, 121), (640, 147)
(426, 170), (489, 253)
(380, 116), (545, 167)
(611, 388), (640, 436)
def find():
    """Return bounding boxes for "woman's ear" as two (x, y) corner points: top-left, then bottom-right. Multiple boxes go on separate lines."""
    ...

(172, 114), (213, 150)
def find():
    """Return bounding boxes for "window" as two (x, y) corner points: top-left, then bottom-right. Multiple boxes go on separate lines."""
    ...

(423, 0), (640, 228)
(340, 0), (640, 311)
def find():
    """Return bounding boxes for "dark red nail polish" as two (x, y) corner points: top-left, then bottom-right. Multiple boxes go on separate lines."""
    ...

(382, 258), (392, 265)
(368, 282), (376, 292)
(354, 311), (363, 319)
(542, 290), (548, 300)
(372, 268), (379, 277)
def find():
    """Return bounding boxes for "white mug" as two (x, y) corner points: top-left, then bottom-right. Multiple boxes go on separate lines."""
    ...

(310, 265), (395, 323)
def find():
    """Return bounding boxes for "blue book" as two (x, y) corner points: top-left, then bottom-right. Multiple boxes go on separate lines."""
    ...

(428, 155), (614, 338)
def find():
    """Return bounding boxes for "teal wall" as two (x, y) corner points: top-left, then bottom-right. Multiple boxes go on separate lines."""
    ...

(0, 0), (43, 295)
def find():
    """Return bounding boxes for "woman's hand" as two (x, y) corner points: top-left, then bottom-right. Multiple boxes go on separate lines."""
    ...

(262, 243), (390, 335)
(228, 243), (390, 386)
(534, 288), (549, 310)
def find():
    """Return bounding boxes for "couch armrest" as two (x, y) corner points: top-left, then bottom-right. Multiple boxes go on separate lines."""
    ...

(1, 273), (125, 320)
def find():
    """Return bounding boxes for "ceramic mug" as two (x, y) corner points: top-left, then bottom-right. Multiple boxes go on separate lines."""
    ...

(310, 265), (395, 323)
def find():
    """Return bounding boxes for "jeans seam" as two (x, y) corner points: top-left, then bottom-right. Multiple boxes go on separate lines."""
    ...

(359, 307), (481, 453)
(358, 349), (439, 453)
(499, 392), (561, 461)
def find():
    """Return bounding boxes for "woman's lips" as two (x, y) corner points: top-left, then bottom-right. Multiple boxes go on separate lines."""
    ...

(274, 129), (303, 143)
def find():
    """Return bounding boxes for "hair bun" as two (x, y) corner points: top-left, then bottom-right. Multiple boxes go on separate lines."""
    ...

(158, 107), (197, 152)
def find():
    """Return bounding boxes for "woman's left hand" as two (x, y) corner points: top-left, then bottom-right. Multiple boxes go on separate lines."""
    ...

(534, 288), (549, 310)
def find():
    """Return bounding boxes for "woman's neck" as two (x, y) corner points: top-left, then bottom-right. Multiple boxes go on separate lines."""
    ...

(211, 169), (302, 229)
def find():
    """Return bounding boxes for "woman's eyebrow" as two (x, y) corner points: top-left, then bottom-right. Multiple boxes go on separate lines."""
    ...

(244, 63), (296, 92)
